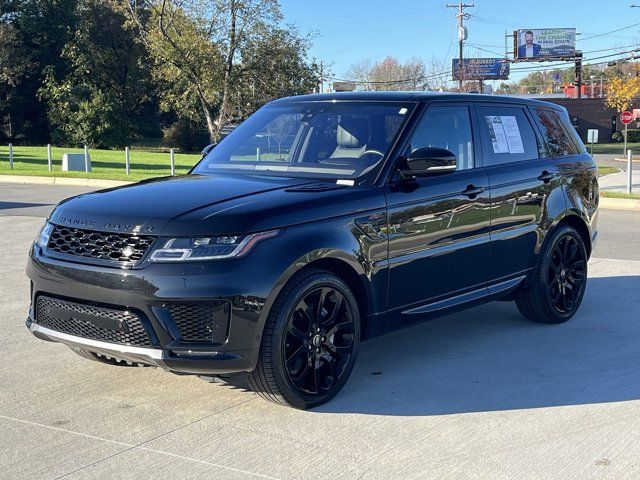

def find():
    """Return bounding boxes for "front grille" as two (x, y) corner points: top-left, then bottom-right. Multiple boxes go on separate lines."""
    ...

(35, 296), (152, 347)
(46, 224), (154, 264)
(167, 302), (229, 344)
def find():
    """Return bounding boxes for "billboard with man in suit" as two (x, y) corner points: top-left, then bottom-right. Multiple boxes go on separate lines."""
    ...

(516, 28), (576, 60)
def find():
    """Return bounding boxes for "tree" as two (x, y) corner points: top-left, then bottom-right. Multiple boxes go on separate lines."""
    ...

(0, 23), (33, 139)
(40, 0), (157, 147)
(129, 0), (288, 141)
(423, 56), (451, 92)
(236, 25), (320, 117)
(347, 60), (373, 90)
(346, 56), (428, 91)
(0, 0), (77, 143)
(606, 75), (640, 113)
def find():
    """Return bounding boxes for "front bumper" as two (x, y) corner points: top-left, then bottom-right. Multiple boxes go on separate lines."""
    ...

(25, 243), (285, 375)
(27, 319), (250, 373)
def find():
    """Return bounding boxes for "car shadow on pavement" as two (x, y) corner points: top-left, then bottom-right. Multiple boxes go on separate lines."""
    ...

(317, 275), (640, 416)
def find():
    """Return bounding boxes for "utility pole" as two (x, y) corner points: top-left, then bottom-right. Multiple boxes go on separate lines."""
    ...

(447, 2), (474, 91)
(319, 61), (324, 93)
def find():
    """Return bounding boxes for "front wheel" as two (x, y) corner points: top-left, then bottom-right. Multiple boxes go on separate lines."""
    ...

(515, 225), (588, 324)
(249, 269), (360, 409)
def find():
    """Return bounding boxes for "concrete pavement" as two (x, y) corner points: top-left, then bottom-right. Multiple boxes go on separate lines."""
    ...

(598, 170), (640, 194)
(1, 183), (640, 479)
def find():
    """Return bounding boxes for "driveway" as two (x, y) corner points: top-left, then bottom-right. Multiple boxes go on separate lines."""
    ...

(1, 183), (639, 479)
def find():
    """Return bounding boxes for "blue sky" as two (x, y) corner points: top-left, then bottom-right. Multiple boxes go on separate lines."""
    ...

(280, 0), (640, 85)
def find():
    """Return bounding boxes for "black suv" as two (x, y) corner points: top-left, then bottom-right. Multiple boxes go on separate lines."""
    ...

(26, 92), (598, 409)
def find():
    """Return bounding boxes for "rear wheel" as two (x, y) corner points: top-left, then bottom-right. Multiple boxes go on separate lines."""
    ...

(515, 225), (588, 324)
(248, 269), (360, 409)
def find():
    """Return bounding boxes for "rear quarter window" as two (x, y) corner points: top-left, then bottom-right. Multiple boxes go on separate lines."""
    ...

(534, 108), (585, 157)
(556, 109), (587, 154)
(476, 105), (540, 166)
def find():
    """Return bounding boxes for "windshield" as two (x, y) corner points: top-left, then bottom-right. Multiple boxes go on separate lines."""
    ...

(194, 101), (414, 182)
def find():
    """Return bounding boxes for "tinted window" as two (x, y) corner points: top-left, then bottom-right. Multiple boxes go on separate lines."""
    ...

(476, 106), (540, 166)
(405, 105), (474, 170)
(195, 102), (412, 180)
(556, 109), (587, 154)
(535, 108), (581, 157)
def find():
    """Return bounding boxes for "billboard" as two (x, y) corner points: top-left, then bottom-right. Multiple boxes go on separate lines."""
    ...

(516, 28), (576, 60)
(452, 58), (510, 81)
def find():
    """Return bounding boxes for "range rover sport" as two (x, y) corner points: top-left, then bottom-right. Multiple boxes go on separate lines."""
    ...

(26, 92), (599, 409)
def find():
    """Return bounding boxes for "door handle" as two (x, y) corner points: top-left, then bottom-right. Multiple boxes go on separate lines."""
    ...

(538, 171), (554, 183)
(462, 185), (485, 198)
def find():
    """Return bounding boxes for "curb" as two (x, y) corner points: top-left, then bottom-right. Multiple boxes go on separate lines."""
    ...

(612, 157), (640, 163)
(0, 174), (132, 188)
(599, 197), (640, 211)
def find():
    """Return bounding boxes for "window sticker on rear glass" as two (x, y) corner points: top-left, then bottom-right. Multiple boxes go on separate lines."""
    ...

(484, 116), (525, 154)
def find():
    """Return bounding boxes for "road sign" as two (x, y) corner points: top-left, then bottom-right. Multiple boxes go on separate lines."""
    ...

(587, 129), (598, 156)
(621, 111), (634, 125)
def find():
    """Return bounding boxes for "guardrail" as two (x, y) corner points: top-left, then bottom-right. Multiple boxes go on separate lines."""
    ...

(1, 144), (192, 177)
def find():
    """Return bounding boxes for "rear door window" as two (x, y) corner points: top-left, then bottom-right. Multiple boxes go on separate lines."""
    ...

(534, 108), (582, 157)
(476, 105), (540, 166)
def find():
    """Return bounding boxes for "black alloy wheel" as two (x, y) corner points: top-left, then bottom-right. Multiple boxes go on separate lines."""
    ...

(515, 225), (588, 324)
(249, 269), (360, 409)
(284, 286), (356, 395)
(547, 234), (586, 314)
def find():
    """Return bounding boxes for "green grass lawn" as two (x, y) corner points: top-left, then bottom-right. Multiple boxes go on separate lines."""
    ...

(596, 165), (621, 176)
(590, 143), (640, 156)
(0, 145), (202, 181)
(600, 191), (640, 199)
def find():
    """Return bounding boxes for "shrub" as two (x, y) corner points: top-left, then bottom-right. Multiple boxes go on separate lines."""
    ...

(611, 129), (640, 143)
(162, 120), (209, 152)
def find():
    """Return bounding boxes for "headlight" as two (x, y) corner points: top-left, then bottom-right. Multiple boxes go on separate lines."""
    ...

(149, 230), (281, 262)
(36, 222), (53, 248)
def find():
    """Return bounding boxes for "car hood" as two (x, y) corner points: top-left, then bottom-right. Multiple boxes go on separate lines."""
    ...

(49, 174), (384, 236)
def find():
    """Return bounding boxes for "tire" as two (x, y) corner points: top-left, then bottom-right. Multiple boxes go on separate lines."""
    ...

(248, 269), (361, 409)
(70, 347), (150, 367)
(515, 225), (588, 324)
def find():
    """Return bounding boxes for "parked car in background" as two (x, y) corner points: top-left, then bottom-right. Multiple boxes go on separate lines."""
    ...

(26, 92), (598, 409)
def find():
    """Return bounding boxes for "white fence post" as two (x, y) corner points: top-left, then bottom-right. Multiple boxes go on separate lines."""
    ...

(628, 149), (633, 194)
(47, 144), (52, 171)
(125, 147), (130, 175)
(8, 143), (13, 169)
(170, 148), (175, 176)
(83, 145), (89, 173)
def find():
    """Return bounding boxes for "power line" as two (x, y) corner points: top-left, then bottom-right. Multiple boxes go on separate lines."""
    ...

(580, 22), (640, 41)
(509, 48), (640, 72)
(467, 43), (505, 57)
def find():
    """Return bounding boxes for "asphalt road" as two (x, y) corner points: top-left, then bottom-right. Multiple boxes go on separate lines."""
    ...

(1, 182), (640, 479)
(594, 153), (640, 172)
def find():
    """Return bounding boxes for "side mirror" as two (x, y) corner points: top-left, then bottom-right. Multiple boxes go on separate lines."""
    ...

(399, 147), (457, 178)
(201, 143), (217, 158)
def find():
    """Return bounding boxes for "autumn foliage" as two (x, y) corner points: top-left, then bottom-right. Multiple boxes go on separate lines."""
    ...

(605, 76), (640, 113)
